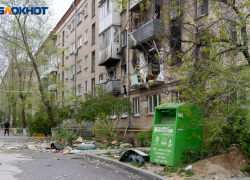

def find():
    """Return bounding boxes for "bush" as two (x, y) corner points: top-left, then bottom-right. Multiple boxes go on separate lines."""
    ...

(136, 127), (153, 147)
(240, 165), (250, 173)
(182, 149), (201, 164)
(55, 129), (77, 146)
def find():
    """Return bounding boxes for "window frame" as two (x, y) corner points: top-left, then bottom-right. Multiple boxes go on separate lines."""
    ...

(148, 95), (161, 114)
(85, 30), (88, 43)
(84, 4), (88, 17)
(84, 55), (88, 69)
(77, 84), (82, 95)
(133, 98), (140, 115)
(84, 81), (88, 93)
(92, 51), (95, 72)
(78, 36), (82, 48)
(77, 60), (82, 72)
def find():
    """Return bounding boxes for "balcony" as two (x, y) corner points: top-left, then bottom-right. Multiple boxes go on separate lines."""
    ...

(130, 19), (163, 48)
(99, 43), (120, 66)
(99, 79), (121, 94)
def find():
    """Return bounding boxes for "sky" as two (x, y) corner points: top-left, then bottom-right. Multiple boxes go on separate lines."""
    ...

(51, 0), (74, 27)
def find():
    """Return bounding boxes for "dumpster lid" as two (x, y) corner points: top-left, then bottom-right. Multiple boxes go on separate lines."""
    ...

(155, 103), (186, 109)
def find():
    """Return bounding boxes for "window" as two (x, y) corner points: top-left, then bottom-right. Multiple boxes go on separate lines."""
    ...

(99, 0), (112, 21)
(84, 4), (88, 16)
(58, 34), (61, 45)
(71, 19), (75, 30)
(172, 91), (182, 102)
(85, 30), (88, 42)
(62, 51), (64, 66)
(227, 19), (243, 45)
(121, 65), (126, 80)
(62, 31), (64, 46)
(92, 51), (95, 72)
(122, 31), (127, 47)
(133, 98), (140, 115)
(65, 68), (68, 79)
(84, 55), (88, 68)
(70, 65), (75, 76)
(66, 48), (69, 57)
(77, 13), (82, 24)
(108, 70), (116, 79)
(99, 74), (103, 83)
(77, 60), (82, 72)
(92, 0), (95, 17)
(78, 37), (82, 48)
(77, 84), (81, 95)
(99, 28), (111, 50)
(84, 81), (88, 93)
(148, 95), (161, 114)
(197, 0), (208, 18)
(92, 78), (95, 97)
(71, 42), (75, 53)
(114, 28), (119, 42)
(92, 24), (95, 44)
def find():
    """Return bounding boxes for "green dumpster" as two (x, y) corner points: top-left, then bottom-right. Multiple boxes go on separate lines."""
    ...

(150, 103), (203, 166)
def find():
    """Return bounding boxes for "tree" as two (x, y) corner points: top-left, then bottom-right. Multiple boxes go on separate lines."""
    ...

(75, 86), (133, 141)
(0, 0), (59, 128)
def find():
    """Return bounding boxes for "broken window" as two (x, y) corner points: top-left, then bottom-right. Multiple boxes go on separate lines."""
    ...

(108, 70), (116, 79)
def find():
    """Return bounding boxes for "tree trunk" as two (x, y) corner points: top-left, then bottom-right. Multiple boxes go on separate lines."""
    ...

(11, 97), (17, 128)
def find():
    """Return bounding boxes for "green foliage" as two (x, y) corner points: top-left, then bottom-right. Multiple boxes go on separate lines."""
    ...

(55, 129), (77, 146)
(185, 169), (194, 177)
(240, 165), (250, 173)
(136, 127), (153, 147)
(75, 86), (133, 142)
(28, 106), (52, 136)
(181, 149), (201, 165)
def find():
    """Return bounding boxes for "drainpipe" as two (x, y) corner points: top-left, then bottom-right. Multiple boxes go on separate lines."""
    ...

(72, 1), (77, 115)
(123, 1), (130, 139)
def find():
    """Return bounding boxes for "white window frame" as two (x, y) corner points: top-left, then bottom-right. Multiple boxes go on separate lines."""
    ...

(84, 55), (88, 69)
(84, 81), (88, 93)
(66, 48), (69, 57)
(99, 74), (103, 83)
(78, 36), (82, 48)
(70, 65), (75, 76)
(122, 31), (127, 47)
(77, 60), (82, 72)
(133, 98), (140, 115)
(148, 95), (161, 114)
(85, 30), (88, 43)
(71, 19), (75, 30)
(71, 42), (75, 54)
(77, 13), (82, 24)
(77, 84), (81, 95)
(84, 4), (88, 16)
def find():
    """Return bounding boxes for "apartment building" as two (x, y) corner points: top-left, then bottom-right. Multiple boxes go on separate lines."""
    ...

(53, 0), (105, 115)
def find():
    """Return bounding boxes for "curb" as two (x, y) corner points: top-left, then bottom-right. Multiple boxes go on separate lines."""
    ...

(84, 153), (167, 180)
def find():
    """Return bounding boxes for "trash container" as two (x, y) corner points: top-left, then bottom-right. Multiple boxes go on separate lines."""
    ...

(150, 103), (203, 166)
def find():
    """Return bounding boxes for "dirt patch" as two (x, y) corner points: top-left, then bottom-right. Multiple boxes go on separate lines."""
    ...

(191, 148), (249, 179)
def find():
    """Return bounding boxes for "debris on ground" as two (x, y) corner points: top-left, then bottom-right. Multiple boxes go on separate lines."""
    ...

(190, 148), (249, 179)
(50, 142), (63, 151)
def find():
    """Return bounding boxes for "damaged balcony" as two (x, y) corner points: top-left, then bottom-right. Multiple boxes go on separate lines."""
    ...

(129, 0), (163, 48)
(99, 79), (121, 94)
(130, 52), (164, 89)
(130, 19), (163, 48)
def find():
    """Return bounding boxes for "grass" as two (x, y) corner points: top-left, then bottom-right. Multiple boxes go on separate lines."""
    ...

(104, 151), (112, 157)
(165, 165), (195, 178)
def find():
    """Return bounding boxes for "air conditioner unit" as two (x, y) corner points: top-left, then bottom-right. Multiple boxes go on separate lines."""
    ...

(70, 75), (74, 80)
(67, 24), (71, 29)
(74, 49), (78, 55)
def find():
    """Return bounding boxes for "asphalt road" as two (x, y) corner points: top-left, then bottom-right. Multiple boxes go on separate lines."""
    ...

(0, 131), (145, 180)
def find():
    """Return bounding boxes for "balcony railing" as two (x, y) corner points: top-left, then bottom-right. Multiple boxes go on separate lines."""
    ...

(130, 19), (164, 48)
(99, 79), (121, 93)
